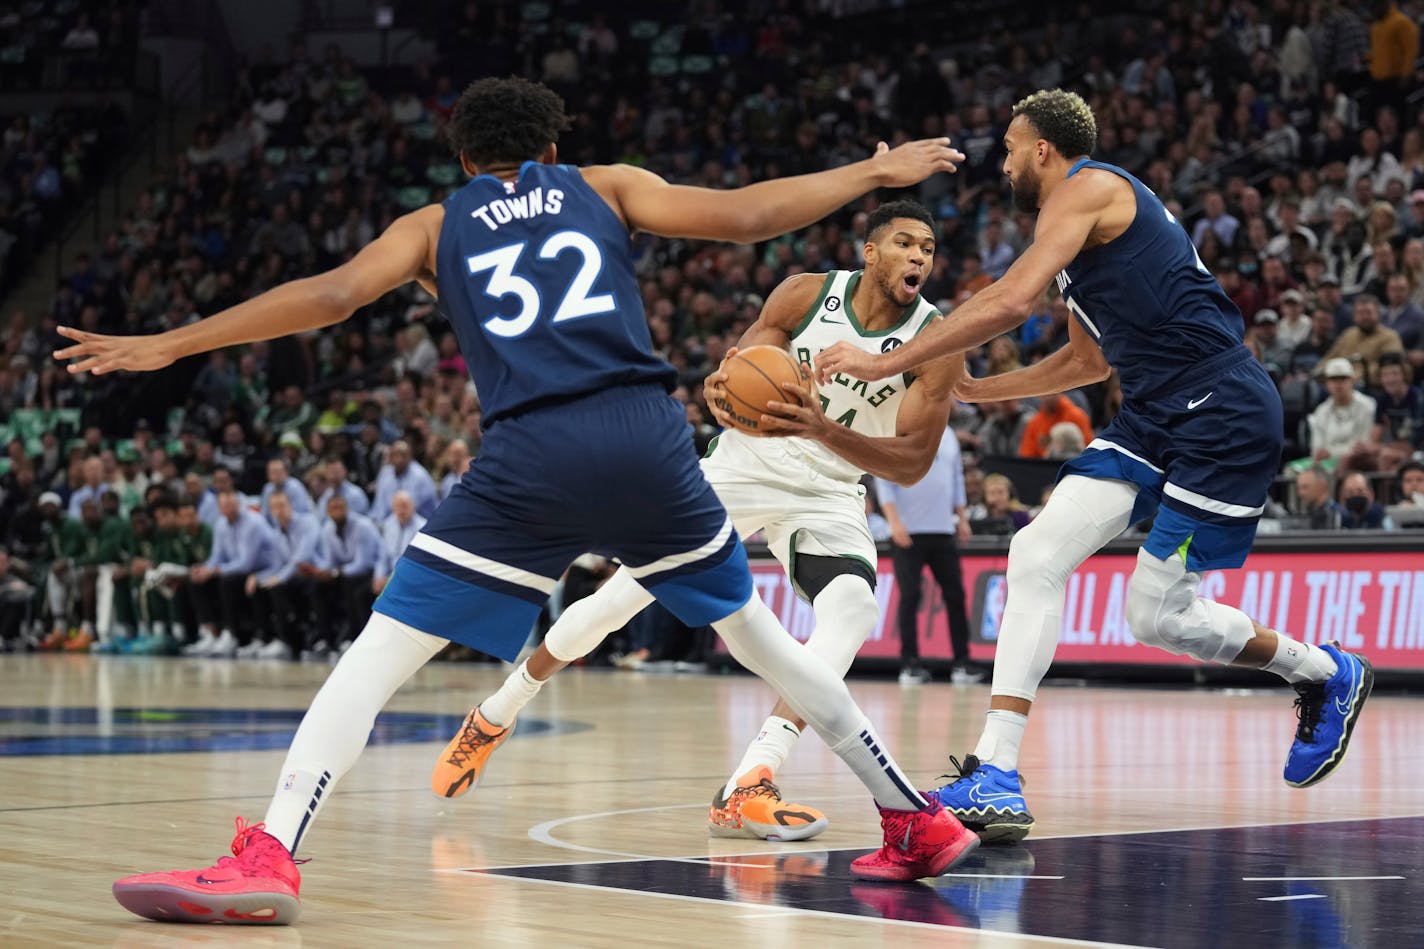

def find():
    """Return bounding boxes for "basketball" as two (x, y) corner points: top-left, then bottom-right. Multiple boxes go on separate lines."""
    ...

(715, 345), (805, 435)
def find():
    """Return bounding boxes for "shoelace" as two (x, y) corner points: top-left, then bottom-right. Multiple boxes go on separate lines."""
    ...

(446, 715), (501, 768)
(224, 817), (308, 870)
(739, 777), (783, 802)
(1293, 684), (1325, 742)
(937, 754), (980, 786)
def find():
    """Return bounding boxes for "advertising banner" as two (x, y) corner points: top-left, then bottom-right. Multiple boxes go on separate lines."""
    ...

(737, 550), (1424, 671)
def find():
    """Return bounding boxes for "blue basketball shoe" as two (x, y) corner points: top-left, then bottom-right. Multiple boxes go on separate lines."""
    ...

(1284, 642), (1373, 789)
(930, 755), (1034, 844)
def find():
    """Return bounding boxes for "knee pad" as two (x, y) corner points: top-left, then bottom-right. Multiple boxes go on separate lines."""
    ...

(1126, 549), (1251, 663)
(1004, 519), (1076, 596)
(806, 574), (879, 676)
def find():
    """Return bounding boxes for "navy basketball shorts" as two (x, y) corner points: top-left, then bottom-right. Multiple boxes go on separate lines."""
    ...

(374, 384), (752, 661)
(1058, 349), (1284, 572)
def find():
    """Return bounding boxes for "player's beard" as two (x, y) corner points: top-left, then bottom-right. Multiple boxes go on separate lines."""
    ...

(876, 269), (913, 306)
(1011, 166), (1041, 213)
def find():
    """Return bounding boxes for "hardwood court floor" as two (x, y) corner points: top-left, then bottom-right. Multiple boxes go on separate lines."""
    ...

(0, 655), (1418, 948)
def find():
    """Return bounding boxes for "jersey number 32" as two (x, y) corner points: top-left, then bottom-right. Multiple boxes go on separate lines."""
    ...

(465, 231), (616, 338)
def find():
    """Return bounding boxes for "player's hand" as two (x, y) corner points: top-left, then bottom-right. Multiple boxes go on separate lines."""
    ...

(869, 138), (965, 188)
(815, 341), (886, 385)
(957, 517), (973, 545)
(53, 327), (178, 376)
(760, 364), (828, 440)
(703, 346), (739, 429)
(890, 523), (912, 548)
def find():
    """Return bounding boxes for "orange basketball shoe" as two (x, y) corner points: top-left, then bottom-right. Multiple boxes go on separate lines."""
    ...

(850, 799), (980, 882)
(432, 707), (513, 798)
(63, 629), (94, 652)
(112, 818), (302, 924)
(708, 766), (829, 842)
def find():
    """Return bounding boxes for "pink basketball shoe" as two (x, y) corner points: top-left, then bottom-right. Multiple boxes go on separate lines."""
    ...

(112, 818), (302, 924)
(850, 799), (980, 882)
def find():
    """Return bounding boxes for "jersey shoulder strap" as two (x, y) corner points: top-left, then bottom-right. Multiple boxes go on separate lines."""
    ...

(788, 270), (853, 337)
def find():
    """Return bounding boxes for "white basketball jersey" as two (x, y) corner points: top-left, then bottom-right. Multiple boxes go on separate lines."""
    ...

(719, 270), (939, 484)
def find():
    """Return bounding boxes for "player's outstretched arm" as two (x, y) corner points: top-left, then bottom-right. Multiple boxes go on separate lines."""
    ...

(814, 179), (1103, 384)
(762, 352), (963, 485)
(592, 140), (964, 244)
(955, 317), (1110, 403)
(54, 208), (439, 375)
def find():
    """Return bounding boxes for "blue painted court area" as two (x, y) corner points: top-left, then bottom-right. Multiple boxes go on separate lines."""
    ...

(479, 817), (1421, 947)
(0, 707), (584, 756)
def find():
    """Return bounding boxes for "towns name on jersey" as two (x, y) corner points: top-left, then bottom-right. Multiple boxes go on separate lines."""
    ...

(468, 187), (566, 230)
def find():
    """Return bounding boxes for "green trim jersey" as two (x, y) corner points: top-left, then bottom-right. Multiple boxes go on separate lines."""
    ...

(745, 269), (938, 483)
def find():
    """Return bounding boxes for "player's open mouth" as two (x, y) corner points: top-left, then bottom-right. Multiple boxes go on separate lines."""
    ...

(901, 273), (921, 295)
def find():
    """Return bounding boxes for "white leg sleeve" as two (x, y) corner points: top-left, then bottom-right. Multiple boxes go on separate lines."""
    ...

(805, 574), (880, 676)
(263, 613), (447, 853)
(1125, 548), (1253, 664)
(991, 475), (1138, 702)
(95, 565), (115, 639)
(543, 567), (655, 663)
(713, 594), (925, 810)
(47, 568), (70, 623)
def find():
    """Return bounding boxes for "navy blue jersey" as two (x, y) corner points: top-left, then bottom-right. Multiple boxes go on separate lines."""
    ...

(1054, 159), (1245, 403)
(435, 161), (675, 425)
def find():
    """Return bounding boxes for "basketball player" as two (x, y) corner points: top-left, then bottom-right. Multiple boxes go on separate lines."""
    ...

(56, 79), (977, 924)
(433, 199), (961, 843)
(815, 89), (1372, 842)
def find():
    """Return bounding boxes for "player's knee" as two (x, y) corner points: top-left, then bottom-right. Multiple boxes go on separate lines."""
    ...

(1125, 552), (1205, 656)
(1005, 521), (1073, 595)
(806, 575), (878, 675)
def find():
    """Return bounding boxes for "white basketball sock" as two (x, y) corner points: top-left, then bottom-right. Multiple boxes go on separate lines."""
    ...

(724, 715), (801, 797)
(480, 659), (545, 728)
(263, 613), (446, 854)
(712, 595), (926, 811)
(1261, 632), (1339, 685)
(972, 709), (1029, 772)
(718, 576), (877, 798)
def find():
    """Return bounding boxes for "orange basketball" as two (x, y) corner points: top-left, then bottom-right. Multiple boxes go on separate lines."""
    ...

(715, 345), (804, 435)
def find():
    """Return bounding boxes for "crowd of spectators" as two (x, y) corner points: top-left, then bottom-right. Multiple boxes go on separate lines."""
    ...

(0, 1), (145, 91)
(3, 0), (1424, 658)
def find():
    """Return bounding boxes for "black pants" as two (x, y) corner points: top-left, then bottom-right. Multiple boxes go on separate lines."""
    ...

(255, 578), (314, 652)
(0, 595), (28, 643)
(186, 576), (217, 630)
(215, 573), (254, 642)
(313, 572), (373, 649)
(891, 533), (970, 664)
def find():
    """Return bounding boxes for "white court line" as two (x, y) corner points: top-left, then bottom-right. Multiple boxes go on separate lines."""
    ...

(482, 872), (1143, 949)
(1258, 894), (1327, 902)
(1242, 875), (1405, 881)
(941, 873), (1065, 880)
(525, 802), (779, 870)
